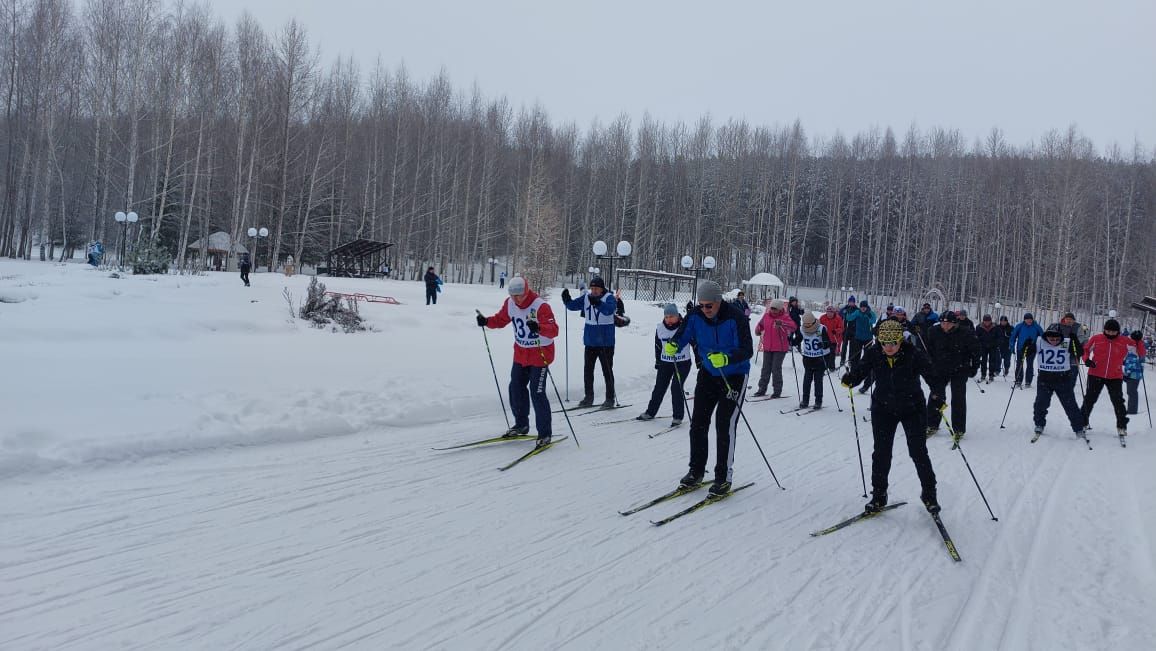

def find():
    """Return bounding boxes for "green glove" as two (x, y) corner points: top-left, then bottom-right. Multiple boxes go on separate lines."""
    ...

(706, 352), (729, 368)
(663, 341), (679, 356)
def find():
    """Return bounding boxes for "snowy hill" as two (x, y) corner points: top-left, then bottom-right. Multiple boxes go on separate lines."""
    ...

(2, 260), (1154, 650)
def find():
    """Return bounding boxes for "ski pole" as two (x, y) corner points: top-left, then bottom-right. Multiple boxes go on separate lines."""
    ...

(538, 342), (579, 448)
(938, 408), (999, 521)
(1142, 372), (1152, 428)
(998, 382), (1017, 429)
(476, 310), (511, 430)
(718, 370), (783, 490)
(825, 364), (843, 412)
(846, 386), (868, 498)
(564, 307), (570, 401)
(789, 344), (801, 399)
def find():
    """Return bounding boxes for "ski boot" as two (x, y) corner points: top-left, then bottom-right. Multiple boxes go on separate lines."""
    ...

(925, 426), (939, 439)
(951, 430), (965, 446)
(813, 402), (823, 410)
(1024, 381), (1032, 388)
(864, 491), (888, 513)
(576, 397), (594, 408)
(798, 400), (809, 410)
(752, 389), (767, 397)
(503, 425), (530, 438)
(534, 435), (553, 449)
(920, 489), (941, 514)
(670, 418), (683, 427)
(707, 480), (732, 497)
(636, 412), (655, 421)
(679, 470), (704, 489)
(1118, 428), (1128, 438)
(600, 397), (617, 409)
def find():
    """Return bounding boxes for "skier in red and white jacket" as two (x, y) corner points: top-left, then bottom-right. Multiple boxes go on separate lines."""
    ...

(477, 276), (560, 446)
(1080, 318), (1131, 437)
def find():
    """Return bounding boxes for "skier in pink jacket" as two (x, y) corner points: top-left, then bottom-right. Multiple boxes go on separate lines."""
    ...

(753, 299), (797, 397)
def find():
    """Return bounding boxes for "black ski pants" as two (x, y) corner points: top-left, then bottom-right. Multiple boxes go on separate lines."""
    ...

(240, 268), (250, 286)
(870, 405), (936, 497)
(509, 362), (551, 436)
(645, 360), (692, 420)
(1081, 375), (1129, 430)
(426, 288), (438, 305)
(1033, 370), (1084, 432)
(1125, 377), (1141, 415)
(1015, 348), (1037, 385)
(583, 346), (615, 402)
(927, 374), (969, 433)
(801, 358), (825, 405)
(688, 371), (747, 483)
(979, 346), (1000, 379)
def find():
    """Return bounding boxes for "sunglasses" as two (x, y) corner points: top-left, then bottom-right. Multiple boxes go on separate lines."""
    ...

(698, 302), (717, 309)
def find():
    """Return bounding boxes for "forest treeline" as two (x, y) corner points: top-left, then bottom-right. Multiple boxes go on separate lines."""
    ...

(2, 0), (1153, 318)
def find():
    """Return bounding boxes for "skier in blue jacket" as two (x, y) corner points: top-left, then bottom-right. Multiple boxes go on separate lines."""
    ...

(562, 276), (618, 408)
(1009, 312), (1044, 388)
(666, 280), (754, 498)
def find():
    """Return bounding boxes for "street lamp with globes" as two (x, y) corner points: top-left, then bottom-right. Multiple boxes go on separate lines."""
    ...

(592, 239), (631, 290)
(113, 211), (138, 271)
(681, 254), (717, 302)
(247, 227), (269, 272)
(488, 257), (498, 284)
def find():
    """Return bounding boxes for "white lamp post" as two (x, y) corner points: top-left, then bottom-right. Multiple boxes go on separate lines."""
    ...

(113, 211), (138, 271)
(247, 227), (269, 271)
(681, 254), (717, 302)
(592, 239), (631, 290)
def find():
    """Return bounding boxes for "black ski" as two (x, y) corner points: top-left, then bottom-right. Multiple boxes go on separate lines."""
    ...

(647, 423), (684, 439)
(779, 406), (807, 415)
(650, 482), (755, 526)
(619, 481), (709, 516)
(594, 413), (668, 426)
(573, 404), (633, 418)
(796, 407), (825, 417)
(930, 511), (962, 562)
(432, 434), (536, 450)
(810, 502), (907, 537)
(748, 394), (791, 403)
(497, 436), (569, 471)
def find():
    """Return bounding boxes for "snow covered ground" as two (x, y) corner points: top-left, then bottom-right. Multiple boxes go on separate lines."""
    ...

(2, 259), (1154, 650)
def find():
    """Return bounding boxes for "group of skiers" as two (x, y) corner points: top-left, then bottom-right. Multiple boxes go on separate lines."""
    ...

(474, 276), (1149, 514)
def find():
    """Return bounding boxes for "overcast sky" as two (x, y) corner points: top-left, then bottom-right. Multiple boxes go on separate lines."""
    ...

(204, 0), (1155, 152)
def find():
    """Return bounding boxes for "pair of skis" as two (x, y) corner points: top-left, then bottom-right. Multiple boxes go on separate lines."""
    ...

(780, 405), (824, 416)
(809, 501), (961, 562)
(619, 481), (756, 526)
(432, 432), (568, 471)
(553, 403), (633, 416)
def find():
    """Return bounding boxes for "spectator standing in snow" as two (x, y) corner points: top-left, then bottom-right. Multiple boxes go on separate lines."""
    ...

(819, 305), (845, 371)
(839, 295), (859, 367)
(239, 253), (251, 287)
(732, 291), (752, 318)
(476, 277), (559, 446)
(667, 280), (754, 498)
(1124, 331), (1146, 415)
(1010, 313), (1044, 387)
(753, 298), (796, 398)
(1080, 319), (1132, 437)
(638, 304), (692, 426)
(424, 267), (441, 305)
(499, 270), (507, 289)
(787, 296), (804, 349)
(562, 276), (618, 408)
(975, 315), (1003, 383)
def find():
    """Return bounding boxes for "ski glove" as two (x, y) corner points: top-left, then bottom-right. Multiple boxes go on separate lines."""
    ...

(663, 341), (679, 357)
(476, 314), (488, 327)
(706, 352), (729, 368)
(929, 395), (946, 412)
(527, 319), (540, 336)
(840, 373), (853, 388)
(1084, 359), (1096, 369)
(561, 289), (572, 303)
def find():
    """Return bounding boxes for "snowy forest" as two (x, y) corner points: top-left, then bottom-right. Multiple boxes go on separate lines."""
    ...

(1, 0), (1153, 317)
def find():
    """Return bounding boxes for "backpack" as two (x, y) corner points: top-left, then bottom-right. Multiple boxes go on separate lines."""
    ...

(1124, 351), (1143, 380)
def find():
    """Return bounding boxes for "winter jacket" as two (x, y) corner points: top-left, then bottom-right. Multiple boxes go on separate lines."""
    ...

(998, 323), (1014, 348)
(845, 308), (878, 342)
(975, 323), (1004, 350)
(671, 301), (754, 377)
(754, 310), (797, 352)
(819, 312), (845, 347)
(1124, 342), (1145, 380)
(843, 340), (939, 415)
(788, 304), (804, 343)
(925, 322), (981, 378)
(423, 271), (440, 292)
(481, 281), (559, 367)
(1083, 333), (1133, 381)
(957, 318), (976, 335)
(840, 304), (858, 329)
(654, 319), (692, 364)
(564, 291), (618, 347)
(732, 298), (751, 318)
(1009, 321), (1044, 355)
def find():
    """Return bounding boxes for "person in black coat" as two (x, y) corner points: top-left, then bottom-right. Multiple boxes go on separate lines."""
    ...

(974, 315), (1004, 383)
(923, 311), (981, 440)
(998, 315), (1014, 377)
(424, 267), (440, 305)
(842, 320), (942, 514)
(239, 253), (251, 287)
(788, 296), (804, 349)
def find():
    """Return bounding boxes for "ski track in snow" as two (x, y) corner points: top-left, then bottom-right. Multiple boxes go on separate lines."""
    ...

(3, 260), (1156, 649)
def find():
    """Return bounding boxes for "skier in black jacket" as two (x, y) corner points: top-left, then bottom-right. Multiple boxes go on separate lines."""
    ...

(974, 315), (1004, 383)
(842, 320), (942, 514)
(787, 296), (804, 349)
(923, 311), (981, 441)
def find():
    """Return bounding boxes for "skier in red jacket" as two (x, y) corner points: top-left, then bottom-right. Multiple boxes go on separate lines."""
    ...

(1080, 318), (1131, 437)
(477, 276), (560, 445)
